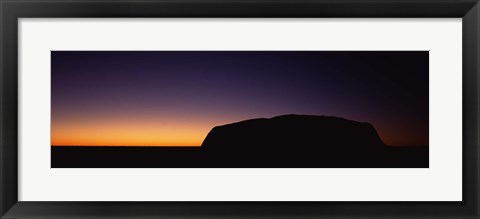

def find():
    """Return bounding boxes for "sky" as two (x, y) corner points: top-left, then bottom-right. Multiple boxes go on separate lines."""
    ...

(51, 51), (428, 146)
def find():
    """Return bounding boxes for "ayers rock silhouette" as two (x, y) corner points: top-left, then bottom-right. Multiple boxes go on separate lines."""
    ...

(200, 114), (428, 167)
(202, 114), (385, 149)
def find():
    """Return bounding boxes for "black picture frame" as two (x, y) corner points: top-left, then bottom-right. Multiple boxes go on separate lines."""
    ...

(1, 0), (479, 218)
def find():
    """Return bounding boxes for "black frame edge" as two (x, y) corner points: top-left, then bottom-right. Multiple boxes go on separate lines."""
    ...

(1, 0), (479, 218)
(463, 2), (480, 218)
(0, 0), (479, 18)
(0, 0), (19, 218)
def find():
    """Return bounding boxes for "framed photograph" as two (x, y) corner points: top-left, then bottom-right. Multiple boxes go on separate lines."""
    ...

(1, 0), (478, 218)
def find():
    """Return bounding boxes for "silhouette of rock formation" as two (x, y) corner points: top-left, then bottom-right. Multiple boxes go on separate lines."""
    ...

(200, 114), (410, 167)
(202, 114), (385, 148)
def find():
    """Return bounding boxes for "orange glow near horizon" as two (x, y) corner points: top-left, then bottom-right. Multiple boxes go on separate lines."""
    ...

(52, 119), (210, 146)
(51, 112), (252, 146)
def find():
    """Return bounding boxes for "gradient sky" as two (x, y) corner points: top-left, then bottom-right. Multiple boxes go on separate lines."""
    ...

(51, 51), (428, 146)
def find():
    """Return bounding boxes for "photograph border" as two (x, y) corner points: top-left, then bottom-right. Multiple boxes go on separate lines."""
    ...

(1, 0), (479, 218)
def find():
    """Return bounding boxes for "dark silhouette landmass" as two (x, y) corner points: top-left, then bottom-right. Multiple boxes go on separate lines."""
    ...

(51, 115), (428, 168)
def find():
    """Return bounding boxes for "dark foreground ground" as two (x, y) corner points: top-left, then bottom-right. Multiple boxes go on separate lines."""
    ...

(51, 146), (428, 168)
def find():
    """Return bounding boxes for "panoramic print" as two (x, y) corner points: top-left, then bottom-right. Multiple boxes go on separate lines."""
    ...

(51, 51), (429, 168)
